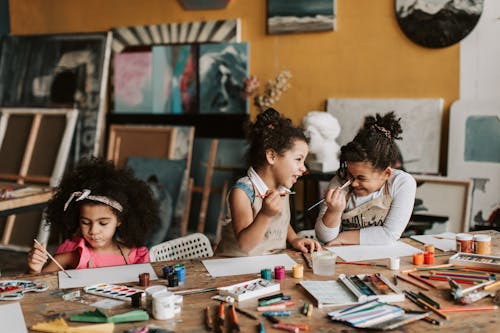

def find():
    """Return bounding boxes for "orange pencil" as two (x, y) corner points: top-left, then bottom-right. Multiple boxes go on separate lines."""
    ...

(440, 305), (498, 312)
(396, 274), (430, 291)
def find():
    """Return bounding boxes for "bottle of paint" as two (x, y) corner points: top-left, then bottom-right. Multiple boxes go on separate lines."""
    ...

(473, 234), (491, 255)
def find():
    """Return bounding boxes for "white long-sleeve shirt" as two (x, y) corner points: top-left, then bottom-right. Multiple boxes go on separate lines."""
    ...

(315, 168), (416, 245)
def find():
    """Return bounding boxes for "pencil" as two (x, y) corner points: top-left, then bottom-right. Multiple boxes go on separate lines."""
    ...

(205, 306), (213, 330)
(396, 273), (430, 290)
(307, 179), (351, 211)
(416, 298), (449, 320)
(408, 272), (437, 288)
(337, 261), (387, 268)
(439, 305), (498, 312)
(33, 239), (72, 278)
(235, 306), (258, 320)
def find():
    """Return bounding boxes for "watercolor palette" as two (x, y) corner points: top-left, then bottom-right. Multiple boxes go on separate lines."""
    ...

(84, 283), (145, 301)
(218, 278), (280, 302)
(449, 253), (500, 272)
(0, 280), (48, 300)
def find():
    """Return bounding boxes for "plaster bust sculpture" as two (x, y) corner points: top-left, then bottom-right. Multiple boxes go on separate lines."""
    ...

(302, 111), (341, 172)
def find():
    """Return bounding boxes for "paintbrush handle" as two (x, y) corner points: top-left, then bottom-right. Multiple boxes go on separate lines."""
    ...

(34, 239), (71, 278)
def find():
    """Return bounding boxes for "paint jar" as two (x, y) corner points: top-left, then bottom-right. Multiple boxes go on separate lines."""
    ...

(174, 264), (186, 283)
(152, 291), (176, 320)
(456, 233), (474, 253)
(389, 257), (400, 270)
(274, 265), (286, 280)
(311, 251), (336, 276)
(423, 251), (435, 265)
(424, 244), (435, 253)
(261, 268), (272, 280)
(138, 272), (150, 287)
(145, 285), (168, 310)
(413, 252), (424, 266)
(474, 234), (491, 255)
(292, 263), (304, 279)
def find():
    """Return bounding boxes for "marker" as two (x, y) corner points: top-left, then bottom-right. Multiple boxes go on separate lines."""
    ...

(218, 303), (225, 333)
(33, 239), (72, 278)
(307, 179), (351, 211)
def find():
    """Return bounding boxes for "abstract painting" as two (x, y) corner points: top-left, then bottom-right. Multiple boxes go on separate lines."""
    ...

(199, 42), (248, 114)
(152, 45), (198, 114)
(111, 19), (241, 53)
(326, 98), (443, 174)
(0, 33), (111, 161)
(113, 51), (153, 113)
(395, 0), (484, 48)
(267, 0), (336, 34)
(448, 100), (500, 231)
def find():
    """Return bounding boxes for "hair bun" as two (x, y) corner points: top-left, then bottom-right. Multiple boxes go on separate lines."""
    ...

(363, 111), (402, 140)
(256, 108), (280, 129)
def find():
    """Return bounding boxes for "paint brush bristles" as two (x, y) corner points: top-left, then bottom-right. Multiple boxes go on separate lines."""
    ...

(34, 239), (72, 278)
(307, 179), (351, 212)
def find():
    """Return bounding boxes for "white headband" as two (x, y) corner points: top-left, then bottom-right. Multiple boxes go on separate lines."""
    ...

(63, 189), (123, 212)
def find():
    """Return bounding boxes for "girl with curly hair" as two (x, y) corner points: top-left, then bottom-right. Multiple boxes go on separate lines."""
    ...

(216, 108), (321, 256)
(27, 157), (159, 273)
(315, 112), (416, 246)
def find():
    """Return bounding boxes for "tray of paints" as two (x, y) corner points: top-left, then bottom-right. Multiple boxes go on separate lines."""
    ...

(449, 253), (500, 272)
(84, 283), (145, 301)
(0, 280), (48, 300)
(218, 278), (280, 302)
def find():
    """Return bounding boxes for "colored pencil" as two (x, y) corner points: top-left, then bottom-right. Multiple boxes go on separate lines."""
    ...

(205, 306), (212, 330)
(396, 274), (430, 291)
(439, 305), (498, 312)
(235, 307), (258, 320)
(414, 298), (449, 320)
(408, 272), (437, 288)
(33, 239), (72, 278)
(337, 261), (387, 268)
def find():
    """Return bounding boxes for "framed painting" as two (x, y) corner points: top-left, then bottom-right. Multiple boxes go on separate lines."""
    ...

(267, 0), (336, 35)
(411, 175), (472, 234)
(448, 100), (500, 231)
(0, 32), (112, 160)
(395, 0), (484, 48)
(326, 98), (443, 174)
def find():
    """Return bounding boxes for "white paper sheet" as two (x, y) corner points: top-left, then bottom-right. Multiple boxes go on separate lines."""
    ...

(58, 263), (158, 289)
(326, 241), (422, 262)
(202, 254), (296, 277)
(0, 302), (27, 333)
(410, 232), (456, 252)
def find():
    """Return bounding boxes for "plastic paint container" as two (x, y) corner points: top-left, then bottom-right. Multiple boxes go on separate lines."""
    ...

(473, 234), (491, 255)
(456, 233), (474, 253)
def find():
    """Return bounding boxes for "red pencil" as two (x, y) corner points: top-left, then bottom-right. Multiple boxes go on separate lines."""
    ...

(408, 272), (437, 288)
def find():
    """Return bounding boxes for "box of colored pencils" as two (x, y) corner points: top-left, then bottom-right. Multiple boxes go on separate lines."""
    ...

(218, 278), (280, 302)
(449, 253), (500, 272)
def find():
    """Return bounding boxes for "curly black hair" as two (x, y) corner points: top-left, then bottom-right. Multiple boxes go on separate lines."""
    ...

(46, 157), (159, 248)
(339, 111), (403, 172)
(245, 108), (308, 168)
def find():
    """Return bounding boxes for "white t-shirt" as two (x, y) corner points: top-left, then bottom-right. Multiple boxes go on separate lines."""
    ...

(315, 168), (416, 245)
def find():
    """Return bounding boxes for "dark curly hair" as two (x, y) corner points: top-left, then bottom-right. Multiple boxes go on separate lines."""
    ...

(245, 108), (307, 168)
(339, 111), (403, 173)
(46, 157), (159, 248)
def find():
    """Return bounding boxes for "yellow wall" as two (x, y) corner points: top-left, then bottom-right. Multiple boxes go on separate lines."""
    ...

(9, 0), (458, 171)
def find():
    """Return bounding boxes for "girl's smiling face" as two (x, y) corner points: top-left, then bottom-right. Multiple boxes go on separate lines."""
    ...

(271, 139), (309, 189)
(346, 161), (391, 197)
(79, 203), (120, 252)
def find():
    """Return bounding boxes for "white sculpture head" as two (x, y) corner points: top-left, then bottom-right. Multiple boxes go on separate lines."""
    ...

(302, 111), (341, 170)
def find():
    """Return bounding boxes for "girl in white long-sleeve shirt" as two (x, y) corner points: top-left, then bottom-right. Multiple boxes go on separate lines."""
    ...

(314, 112), (416, 246)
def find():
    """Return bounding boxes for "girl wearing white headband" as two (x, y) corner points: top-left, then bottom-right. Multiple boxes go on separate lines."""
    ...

(27, 157), (159, 273)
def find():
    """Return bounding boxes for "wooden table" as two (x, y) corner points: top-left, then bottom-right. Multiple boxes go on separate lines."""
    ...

(2, 231), (499, 332)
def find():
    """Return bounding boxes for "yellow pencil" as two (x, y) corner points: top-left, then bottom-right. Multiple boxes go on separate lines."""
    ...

(34, 239), (72, 278)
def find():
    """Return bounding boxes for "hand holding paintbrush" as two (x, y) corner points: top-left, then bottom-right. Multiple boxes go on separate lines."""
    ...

(30, 239), (72, 278)
(307, 179), (351, 212)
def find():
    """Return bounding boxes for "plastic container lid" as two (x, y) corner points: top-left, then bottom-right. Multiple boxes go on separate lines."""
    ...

(456, 233), (473, 240)
(473, 234), (491, 242)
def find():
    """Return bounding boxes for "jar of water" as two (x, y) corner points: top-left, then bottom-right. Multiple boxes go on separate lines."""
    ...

(311, 250), (336, 276)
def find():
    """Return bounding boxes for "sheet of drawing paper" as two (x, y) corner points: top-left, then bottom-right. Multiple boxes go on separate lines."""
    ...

(410, 232), (456, 251)
(58, 263), (158, 289)
(327, 241), (422, 262)
(202, 254), (296, 277)
(0, 302), (27, 333)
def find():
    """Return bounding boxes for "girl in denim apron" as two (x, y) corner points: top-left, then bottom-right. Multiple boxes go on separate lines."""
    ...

(315, 112), (416, 246)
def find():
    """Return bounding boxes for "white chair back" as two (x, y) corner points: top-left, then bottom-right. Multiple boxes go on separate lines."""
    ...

(149, 233), (214, 262)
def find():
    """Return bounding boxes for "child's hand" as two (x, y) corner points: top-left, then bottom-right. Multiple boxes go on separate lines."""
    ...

(27, 241), (48, 274)
(290, 237), (322, 253)
(324, 186), (347, 214)
(260, 190), (283, 217)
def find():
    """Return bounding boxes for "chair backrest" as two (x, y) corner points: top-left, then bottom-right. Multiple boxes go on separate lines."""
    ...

(149, 233), (214, 262)
(296, 229), (318, 241)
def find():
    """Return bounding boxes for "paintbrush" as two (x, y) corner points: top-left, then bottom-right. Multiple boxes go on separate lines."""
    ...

(33, 239), (72, 278)
(307, 179), (351, 212)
